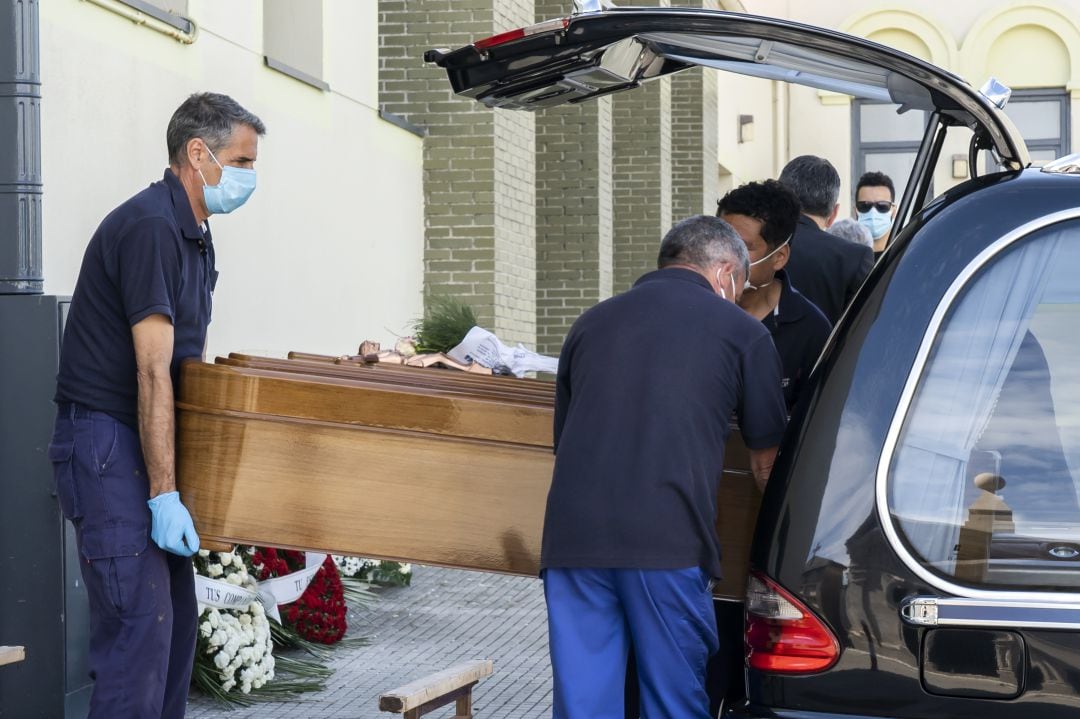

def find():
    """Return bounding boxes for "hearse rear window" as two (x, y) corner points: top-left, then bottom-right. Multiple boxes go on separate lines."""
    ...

(887, 221), (1080, 591)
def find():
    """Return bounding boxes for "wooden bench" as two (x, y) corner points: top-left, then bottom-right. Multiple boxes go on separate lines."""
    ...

(379, 660), (493, 718)
(0, 646), (25, 667)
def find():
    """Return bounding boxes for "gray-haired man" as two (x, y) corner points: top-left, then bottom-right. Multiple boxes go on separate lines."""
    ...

(49, 93), (265, 718)
(541, 216), (787, 718)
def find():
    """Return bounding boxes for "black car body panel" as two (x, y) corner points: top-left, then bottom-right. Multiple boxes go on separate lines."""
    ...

(748, 170), (1080, 717)
(426, 7), (1027, 167)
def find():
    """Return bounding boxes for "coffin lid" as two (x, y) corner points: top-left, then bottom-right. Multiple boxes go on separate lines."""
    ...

(425, 6), (1028, 168)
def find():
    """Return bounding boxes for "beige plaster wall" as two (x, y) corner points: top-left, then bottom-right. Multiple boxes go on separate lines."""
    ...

(39, 0), (424, 359)
(732, 1), (1080, 208)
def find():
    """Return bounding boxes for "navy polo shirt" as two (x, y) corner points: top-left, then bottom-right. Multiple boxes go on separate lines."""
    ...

(55, 169), (217, 428)
(540, 268), (788, 578)
(762, 270), (832, 410)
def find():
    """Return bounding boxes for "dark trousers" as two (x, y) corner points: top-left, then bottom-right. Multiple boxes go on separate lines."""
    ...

(49, 403), (197, 719)
(544, 567), (718, 719)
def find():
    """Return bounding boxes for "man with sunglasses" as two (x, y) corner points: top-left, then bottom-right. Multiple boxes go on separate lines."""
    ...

(855, 171), (897, 259)
(779, 156), (874, 325)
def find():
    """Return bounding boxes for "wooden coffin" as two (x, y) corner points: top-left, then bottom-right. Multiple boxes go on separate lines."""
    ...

(176, 355), (762, 600)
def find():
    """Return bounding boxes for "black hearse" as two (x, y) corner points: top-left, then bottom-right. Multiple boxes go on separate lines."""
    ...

(429, 5), (1080, 718)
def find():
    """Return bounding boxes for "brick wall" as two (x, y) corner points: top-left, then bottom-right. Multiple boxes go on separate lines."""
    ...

(612, 75), (673, 293)
(380, 0), (729, 351)
(535, 96), (614, 355)
(378, 0), (536, 345)
(672, 67), (720, 219)
(671, 0), (721, 221)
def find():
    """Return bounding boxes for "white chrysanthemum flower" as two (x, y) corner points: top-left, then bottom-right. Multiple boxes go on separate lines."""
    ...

(199, 621), (212, 638)
(400, 564), (412, 574)
(238, 613), (252, 626)
(219, 553), (233, 567)
(208, 628), (227, 647)
(337, 556), (363, 577)
(208, 610), (221, 628)
(251, 602), (265, 617)
(198, 549), (210, 558)
(225, 573), (243, 586)
(207, 564), (223, 578)
(213, 651), (230, 669)
(221, 678), (236, 692)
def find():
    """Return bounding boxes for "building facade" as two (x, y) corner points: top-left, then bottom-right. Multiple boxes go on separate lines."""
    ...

(35, 0), (1080, 357)
(40, 0), (425, 359)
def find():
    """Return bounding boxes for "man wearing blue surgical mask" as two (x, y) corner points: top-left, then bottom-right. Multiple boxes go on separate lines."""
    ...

(855, 171), (897, 260)
(49, 93), (264, 718)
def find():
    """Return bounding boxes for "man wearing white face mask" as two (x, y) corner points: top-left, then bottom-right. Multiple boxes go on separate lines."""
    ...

(542, 216), (786, 719)
(50, 93), (264, 718)
(718, 180), (832, 411)
(855, 171), (897, 259)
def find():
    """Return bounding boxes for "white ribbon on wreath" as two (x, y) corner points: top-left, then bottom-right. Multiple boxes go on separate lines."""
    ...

(195, 552), (327, 622)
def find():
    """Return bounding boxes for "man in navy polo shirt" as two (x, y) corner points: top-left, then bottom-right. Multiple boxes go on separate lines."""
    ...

(541, 216), (787, 719)
(49, 93), (264, 718)
(719, 180), (832, 411)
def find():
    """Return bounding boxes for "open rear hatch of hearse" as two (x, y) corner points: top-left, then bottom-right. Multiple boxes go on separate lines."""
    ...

(426, 4), (1029, 237)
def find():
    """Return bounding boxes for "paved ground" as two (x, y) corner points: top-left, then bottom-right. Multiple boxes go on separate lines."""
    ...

(186, 565), (553, 718)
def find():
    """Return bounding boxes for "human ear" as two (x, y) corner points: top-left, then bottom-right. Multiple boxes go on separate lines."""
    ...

(185, 137), (206, 168)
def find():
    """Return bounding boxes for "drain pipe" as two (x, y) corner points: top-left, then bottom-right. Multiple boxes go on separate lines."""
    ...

(0, 0), (42, 294)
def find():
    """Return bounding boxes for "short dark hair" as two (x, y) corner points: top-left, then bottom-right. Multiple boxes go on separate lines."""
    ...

(778, 155), (841, 218)
(166, 92), (266, 165)
(856, 171), (896, 202)
(716, 180), (801, 251)
(657, 215), (748, 277)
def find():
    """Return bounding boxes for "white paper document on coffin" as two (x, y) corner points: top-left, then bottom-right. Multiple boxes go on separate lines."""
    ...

(448, 326), (559, 377)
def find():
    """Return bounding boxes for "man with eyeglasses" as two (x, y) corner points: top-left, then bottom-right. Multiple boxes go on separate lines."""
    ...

(855, 171), (897, 259)
(779, 155), (874, 325)
(718, 180), (832, 412)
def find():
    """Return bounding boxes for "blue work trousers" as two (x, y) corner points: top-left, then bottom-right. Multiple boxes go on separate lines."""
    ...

(544, 567), (719, 719)
(49, 403), (197, 719)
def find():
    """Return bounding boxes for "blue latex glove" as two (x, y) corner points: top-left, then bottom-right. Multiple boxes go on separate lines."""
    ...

(147, 491), (201, 556)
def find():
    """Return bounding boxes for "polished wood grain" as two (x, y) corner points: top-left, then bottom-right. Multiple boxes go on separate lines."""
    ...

(180, 363), (552, 446)
(222, 354), (555, 405)
(177, 358), (763, 599)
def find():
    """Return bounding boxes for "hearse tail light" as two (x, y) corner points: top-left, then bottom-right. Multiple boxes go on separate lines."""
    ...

(745, 571), (840, 674)
(473, 18), (570, 51)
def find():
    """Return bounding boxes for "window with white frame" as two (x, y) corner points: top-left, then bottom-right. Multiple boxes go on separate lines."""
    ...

(995, 88), (1071, 168)
(887, 221), (1080, 591)
(852, 100), (930, 205)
